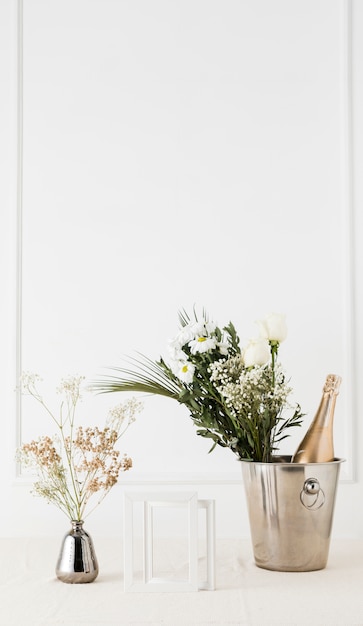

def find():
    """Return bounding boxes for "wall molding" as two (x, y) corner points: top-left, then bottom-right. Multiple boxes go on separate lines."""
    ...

(339, 0), (355, 481)
(14, 0), (356, 484)
(15, 0), (23, 479)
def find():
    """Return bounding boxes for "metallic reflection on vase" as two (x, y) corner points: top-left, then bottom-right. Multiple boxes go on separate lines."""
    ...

(240, 456), (344, 572)
(56, 520), (99, 583)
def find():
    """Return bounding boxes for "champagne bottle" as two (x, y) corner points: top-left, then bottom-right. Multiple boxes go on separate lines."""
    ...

(291, 374), (341, 463)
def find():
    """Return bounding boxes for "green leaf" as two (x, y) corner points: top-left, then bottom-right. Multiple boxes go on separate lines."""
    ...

(92, 354), (182, 400)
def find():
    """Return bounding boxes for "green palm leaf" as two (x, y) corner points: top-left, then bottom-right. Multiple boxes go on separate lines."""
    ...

(92, 354), (182, 400)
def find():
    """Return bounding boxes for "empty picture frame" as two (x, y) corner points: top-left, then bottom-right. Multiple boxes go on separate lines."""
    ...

(123, 491), (215, 592)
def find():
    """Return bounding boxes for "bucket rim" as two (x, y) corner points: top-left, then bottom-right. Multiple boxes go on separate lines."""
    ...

(238, 455), (346, 466)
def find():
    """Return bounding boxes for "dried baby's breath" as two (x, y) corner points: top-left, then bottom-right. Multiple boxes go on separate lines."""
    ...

(18, 374), (142, 520)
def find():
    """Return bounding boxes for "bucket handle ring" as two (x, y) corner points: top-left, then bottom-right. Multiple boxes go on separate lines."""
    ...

(300, 478), (325, 510)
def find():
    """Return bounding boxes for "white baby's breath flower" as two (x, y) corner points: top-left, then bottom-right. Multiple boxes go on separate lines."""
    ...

(20, 371), (42, 390)
(108, 398), (143, 430)
(57, 375), (85, 404)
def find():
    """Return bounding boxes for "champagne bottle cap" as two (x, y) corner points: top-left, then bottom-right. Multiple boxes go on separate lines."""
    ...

(323, 374), (342, 394)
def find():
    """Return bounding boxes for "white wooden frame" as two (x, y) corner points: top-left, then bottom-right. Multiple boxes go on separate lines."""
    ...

(197, 499), (216, 591)
(123, 492), (215, 592)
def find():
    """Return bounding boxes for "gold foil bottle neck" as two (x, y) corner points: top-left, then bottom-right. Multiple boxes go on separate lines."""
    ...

(323, 374), (342, 395)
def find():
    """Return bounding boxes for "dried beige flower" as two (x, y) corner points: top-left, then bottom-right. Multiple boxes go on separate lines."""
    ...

(17, 374), (142, 521)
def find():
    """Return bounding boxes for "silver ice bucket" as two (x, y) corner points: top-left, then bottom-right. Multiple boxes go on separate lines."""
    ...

(240, 456), (344, 571)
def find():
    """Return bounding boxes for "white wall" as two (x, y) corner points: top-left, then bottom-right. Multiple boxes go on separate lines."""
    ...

(1, 0), (362, 539)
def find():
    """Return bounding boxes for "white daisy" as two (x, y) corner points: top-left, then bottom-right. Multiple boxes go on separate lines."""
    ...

(189, 335), (217, 354)
(175, 361), (196, 384)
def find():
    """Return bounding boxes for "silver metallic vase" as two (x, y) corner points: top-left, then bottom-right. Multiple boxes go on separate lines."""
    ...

(240, 456), (344, 572)
(56, 520), (99, 583)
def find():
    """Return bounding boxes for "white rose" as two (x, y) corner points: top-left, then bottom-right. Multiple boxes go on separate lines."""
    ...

(243, 338), (271, 367)
(257, 313), (287, 343)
